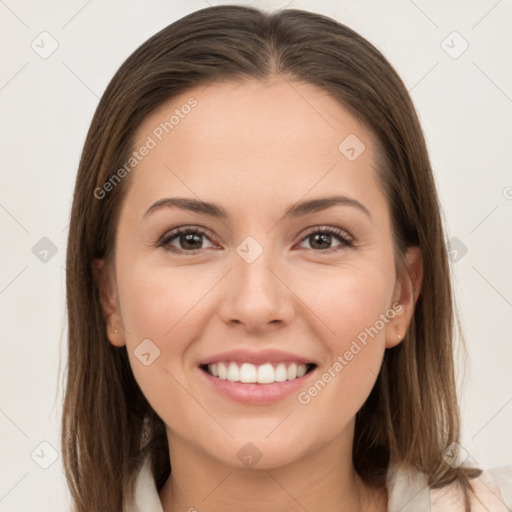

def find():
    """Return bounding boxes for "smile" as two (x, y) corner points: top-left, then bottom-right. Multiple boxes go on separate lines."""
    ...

(198, 360), (318, 404)
(201, 361), (316, 384)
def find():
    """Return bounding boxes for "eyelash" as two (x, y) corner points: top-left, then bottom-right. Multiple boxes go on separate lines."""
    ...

(157, 225), (354, 254)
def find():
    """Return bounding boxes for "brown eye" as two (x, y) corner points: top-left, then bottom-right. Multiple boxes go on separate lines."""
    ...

(297, 227), (353, 252)
(159, 228), (217, 252)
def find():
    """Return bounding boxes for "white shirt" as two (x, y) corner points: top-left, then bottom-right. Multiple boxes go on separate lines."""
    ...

(125, 453), (512, 511)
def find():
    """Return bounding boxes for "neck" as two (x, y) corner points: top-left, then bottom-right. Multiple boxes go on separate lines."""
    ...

(158, 425), (387, 512)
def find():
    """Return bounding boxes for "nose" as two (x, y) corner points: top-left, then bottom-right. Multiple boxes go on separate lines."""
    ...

(217, 243), (296, 334)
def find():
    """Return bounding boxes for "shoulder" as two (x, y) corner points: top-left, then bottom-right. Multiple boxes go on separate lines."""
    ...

(430, 466), (512, 511)
(387, 464), (512, 512)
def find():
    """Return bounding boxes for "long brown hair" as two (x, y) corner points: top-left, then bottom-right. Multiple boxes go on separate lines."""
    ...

(62, 5), (480, 511)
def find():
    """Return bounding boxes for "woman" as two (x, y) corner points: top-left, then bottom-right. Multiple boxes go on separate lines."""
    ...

(62, 5), (512, 511)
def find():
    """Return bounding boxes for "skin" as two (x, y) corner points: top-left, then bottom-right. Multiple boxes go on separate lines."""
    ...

(94, 76), (423, 512)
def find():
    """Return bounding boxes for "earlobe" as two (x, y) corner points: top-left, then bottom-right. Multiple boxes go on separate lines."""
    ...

(106, 323), (126, 348)
(385, 307), (406, 349)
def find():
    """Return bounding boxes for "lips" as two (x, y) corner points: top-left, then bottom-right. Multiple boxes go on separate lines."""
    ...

(198, 348), (316, 367)
(198, 358), (318, 405)
(197, 348), (317, 391)
(197, 361), (317, 406)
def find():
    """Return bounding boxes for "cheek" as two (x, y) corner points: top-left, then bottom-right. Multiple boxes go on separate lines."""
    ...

(293, 259), (395, 348)
(118, 258), (213, 340)
(289, 262), (393, 410)
(115, 259), (215, 397)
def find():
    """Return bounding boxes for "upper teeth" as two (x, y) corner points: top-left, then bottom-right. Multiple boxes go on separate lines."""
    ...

(207, 362), (308, 384)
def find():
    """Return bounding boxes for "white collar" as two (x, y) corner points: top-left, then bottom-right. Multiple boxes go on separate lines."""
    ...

(125, 453), (512, 512)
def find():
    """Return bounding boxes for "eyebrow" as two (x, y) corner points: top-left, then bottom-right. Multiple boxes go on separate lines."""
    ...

(143, 195), (371, 220)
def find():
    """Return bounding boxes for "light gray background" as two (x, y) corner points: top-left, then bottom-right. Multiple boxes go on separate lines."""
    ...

(1, 0), (511, 510)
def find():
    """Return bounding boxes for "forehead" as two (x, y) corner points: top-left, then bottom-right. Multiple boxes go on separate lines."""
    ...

(134, 76), (373, 157)
(122, 77), (384, 220)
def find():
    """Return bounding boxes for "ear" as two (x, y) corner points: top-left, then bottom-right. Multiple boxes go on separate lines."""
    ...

(385, 246), (423, 349)
(92, 258), (126, 347)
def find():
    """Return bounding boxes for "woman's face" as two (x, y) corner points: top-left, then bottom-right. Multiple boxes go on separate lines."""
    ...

(98, 77), (420, 469)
